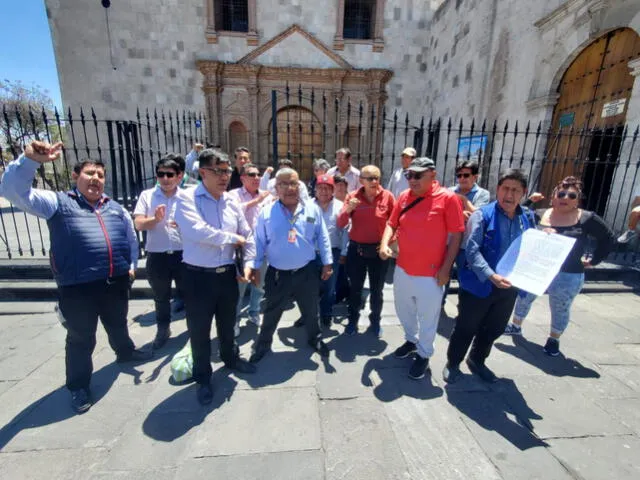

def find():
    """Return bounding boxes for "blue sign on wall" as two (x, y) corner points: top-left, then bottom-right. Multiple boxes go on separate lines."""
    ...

(457, 135), (487, 158)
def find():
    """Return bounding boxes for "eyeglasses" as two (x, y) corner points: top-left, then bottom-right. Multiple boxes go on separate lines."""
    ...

(243, 172), (260, 178)
(361, 176), (380, 182)
(403, 171), (427, 180)
(276, 181), (299, 189)
(201, 167), (233, 176)
(156, 171), (176, 178)
(456, 173), (472, 179)
(557, 190), (578, 200)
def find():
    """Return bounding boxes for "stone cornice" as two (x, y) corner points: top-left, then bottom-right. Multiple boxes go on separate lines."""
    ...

(196, 61), (392, 91)
(237, 24), (353, 69)
(534, 0), (609, 32)
(525, 93), (560, 111)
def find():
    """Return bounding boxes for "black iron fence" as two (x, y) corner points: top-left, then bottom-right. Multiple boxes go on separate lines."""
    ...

(1, 90), (639, 265)
(0, 105), (207, 258)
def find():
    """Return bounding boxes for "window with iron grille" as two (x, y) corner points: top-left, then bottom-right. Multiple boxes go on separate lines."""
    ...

(215, 0), (249, 32)
(343, 0), (375, 40)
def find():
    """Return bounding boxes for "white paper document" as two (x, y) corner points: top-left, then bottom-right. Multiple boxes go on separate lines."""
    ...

(496, 229), (576, 296)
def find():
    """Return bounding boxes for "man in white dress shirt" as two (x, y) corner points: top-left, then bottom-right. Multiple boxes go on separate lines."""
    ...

(174, 148), (257, 405)
(133, 154), (187, 349)
(327, 148), (360, 193)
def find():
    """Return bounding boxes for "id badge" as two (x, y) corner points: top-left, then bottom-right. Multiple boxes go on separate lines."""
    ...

(288, 228), (297, 243)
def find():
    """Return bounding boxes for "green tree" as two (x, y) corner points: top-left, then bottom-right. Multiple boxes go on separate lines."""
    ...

(0, 80), (70, 190)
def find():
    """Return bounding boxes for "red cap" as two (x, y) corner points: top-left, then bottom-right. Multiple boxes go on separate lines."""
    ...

(316, 174), (335, 187)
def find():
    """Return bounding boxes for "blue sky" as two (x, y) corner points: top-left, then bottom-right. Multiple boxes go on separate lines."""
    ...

(1, 1), (62, 108)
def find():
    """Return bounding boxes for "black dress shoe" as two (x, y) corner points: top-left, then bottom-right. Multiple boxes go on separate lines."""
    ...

(70, 388), (92, 414)
(466, 357), (498, 383)
(197, 383), (213, 405)
(226, 357), (257, 374)
(117, 348), (153, 363)
(249, 344), (271, 363)
(152, 327), (171, 350)
(442, 363), (462, 384)
(309, 338), (330, 358)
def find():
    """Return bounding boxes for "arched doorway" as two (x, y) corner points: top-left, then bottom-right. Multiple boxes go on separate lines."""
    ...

(271, 106), (322, 182)
(541, 28), (640, 215)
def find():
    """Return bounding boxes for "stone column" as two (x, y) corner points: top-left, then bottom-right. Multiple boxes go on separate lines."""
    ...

(198, 61), (224, 145)
(247, 85), (260, 159)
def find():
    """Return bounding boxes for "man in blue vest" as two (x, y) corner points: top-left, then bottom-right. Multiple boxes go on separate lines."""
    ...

(0, 141), (151, 414)
(444, 169), (534, 384)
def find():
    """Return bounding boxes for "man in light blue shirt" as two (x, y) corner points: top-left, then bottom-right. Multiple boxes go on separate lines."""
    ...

(248, 168), (333, 363)
(0, 140), (150, 414)
(174, 148), (257, 405)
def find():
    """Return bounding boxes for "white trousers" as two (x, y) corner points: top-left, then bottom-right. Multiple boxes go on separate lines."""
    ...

(393, 266), (444, 359)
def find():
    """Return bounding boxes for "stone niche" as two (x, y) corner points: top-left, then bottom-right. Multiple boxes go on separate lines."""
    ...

(197, 25), (392, 174)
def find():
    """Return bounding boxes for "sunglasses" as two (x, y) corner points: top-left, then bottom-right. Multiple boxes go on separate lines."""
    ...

(557, 190), (578, 200)
(456, 173), (472, 179)
(243, 172), (260, 178)
(156, 171), (176, 178)
(361, 176), (380, 182)
(201, 167), (233, 176)
(403, 171), (428, 180)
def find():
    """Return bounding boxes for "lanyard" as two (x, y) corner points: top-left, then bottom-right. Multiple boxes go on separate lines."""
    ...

(279, 201), (303, 227)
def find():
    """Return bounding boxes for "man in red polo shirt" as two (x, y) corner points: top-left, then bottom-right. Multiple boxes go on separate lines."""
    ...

(380, 157), (464, 379)
(337, 165), (395, 337)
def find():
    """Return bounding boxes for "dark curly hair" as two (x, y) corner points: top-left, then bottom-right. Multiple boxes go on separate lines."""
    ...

(553, 176), (583, 198)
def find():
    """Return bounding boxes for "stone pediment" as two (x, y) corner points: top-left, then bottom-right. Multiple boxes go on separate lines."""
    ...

(237, 24), (352, 70)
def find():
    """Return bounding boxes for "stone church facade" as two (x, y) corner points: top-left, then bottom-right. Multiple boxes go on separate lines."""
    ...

(46, 0), (640, 226)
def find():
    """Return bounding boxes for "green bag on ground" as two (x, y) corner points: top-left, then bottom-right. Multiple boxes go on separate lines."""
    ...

(170, 342), (193, 383)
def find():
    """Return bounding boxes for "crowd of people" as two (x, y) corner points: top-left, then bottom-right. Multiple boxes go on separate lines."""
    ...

(0, 139), (626, 413)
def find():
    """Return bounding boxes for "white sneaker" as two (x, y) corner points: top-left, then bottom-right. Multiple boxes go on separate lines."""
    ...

(617, 230), (637, 244)
(248, 313), (261, 326)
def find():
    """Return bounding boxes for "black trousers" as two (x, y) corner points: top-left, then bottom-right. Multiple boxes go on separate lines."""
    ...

(182, 264), (239, 385)
(255, 262), (321, 350)
(58, 275), (135, 391)
(146, 251), (184, 328)
(346, 242), (389, 326)
(447, 287), (519, 367)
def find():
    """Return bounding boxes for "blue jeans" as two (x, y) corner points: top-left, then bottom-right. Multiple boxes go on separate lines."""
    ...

(514, 271), (585, 335)
(318, 248), (341, 318)
(236, 282), (263, 317)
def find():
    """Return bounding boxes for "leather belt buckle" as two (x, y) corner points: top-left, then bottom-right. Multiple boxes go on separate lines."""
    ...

(215, 266), (226, 274)
(166, 250), (174, 255)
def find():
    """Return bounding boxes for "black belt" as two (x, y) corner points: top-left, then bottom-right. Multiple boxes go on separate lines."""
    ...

(271, 262), (313, 275)
(185, 263), (233, 274)
(148, 250), (182, 255)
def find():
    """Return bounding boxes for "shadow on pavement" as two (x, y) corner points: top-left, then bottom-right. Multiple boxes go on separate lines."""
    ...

(0, 360), (137, 450)
(241, 348), (320, 389)
(328, 328), (388, 364)
(143, 367), (237, 442)
(446, 378), (547, 450)
(494, 336), (600, 378)
(361, 354), (444, 402)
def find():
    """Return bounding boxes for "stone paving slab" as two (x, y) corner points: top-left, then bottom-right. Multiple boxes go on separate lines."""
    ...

(321, 397), (410, 480)
(547, 436), (640, 480)
(189, 387), (322, 457)
(176, 451), (324, 480)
